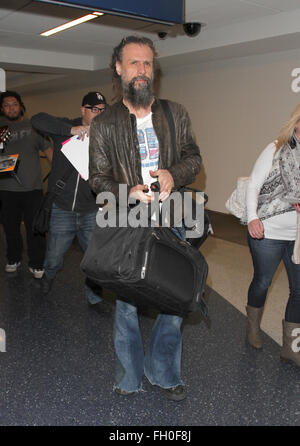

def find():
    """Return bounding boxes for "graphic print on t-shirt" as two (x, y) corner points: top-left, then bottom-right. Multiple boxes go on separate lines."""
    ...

(137, 113), (159, 191)
(137, 129), (147, 161)
(146, 128), (159, 160)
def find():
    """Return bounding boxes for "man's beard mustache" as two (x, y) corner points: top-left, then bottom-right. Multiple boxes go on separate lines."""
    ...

(5, 113), (22, 121)
(122, 76), (154, 108)
(6, 115), (20, 121)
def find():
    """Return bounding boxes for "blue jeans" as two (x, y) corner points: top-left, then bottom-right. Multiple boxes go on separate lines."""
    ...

(44, 204), (102, 304)
(114, 227), (185, 393)
(247, 233), (300, 323)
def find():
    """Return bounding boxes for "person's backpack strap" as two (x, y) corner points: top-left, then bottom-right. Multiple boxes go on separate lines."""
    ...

(160, 99), (178, 164)
(52, 163), (75, 197)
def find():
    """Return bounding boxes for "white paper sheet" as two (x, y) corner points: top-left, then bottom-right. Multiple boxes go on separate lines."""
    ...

(61, 135), (89, 181)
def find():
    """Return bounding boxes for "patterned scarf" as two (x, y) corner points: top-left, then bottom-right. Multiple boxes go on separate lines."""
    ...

(257, 137), (300, 221)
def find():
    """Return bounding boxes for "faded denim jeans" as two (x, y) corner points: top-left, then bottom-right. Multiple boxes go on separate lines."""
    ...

(247, 234), (300, 323)
(114, 227), (185, 393)
(44, 203), (102, 304)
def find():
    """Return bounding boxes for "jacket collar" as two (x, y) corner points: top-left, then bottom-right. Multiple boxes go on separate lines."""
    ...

(118, 97), (159, 115)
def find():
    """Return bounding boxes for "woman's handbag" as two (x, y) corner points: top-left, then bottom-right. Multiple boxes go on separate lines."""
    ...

(225, 176), (249, 224)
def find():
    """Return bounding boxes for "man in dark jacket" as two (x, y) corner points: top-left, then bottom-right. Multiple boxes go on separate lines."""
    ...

(31, 92), (108, 311)
(89, 37), (201, 400)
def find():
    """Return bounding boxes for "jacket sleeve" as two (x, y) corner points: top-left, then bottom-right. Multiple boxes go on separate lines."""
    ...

(31, 113), (74, 137)
(168, 103), (202, 188)
(88, 118), (128, 200)
(34, 129), (53, 153)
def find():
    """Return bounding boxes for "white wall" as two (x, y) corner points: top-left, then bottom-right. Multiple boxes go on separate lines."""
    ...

(159, 48), (300, 211)
(23, 83), (114, 119)
(22, 47), (300, 212)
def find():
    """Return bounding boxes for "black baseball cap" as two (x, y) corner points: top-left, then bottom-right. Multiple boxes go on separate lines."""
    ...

(82, 91), (106, 107)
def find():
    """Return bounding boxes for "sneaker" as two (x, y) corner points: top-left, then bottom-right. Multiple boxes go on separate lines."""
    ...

(5, 262), (21, 273)
(160, 385), (186, 401)
(29, 267), (45, 279)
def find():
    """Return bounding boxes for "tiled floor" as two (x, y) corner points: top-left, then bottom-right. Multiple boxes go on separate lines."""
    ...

(0, 221), (299, 426)
(206, 210), (248, 246)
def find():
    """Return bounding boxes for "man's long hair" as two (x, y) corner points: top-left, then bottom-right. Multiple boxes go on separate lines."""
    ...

(110, 36), (158, 100)
(0, 90), (26, 116)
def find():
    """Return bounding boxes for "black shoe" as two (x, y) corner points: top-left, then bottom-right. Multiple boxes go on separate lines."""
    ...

(41, 276), (53, 295)
(114, 387), (137, 396)
(160, 385), (186, 401)
(88, 300), (111, 315)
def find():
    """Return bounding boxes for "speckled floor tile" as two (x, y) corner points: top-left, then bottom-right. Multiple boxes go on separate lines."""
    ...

(0, 228), (299, 426)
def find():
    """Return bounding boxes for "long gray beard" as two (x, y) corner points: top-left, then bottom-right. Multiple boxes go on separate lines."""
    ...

(122, 76), (154, 108)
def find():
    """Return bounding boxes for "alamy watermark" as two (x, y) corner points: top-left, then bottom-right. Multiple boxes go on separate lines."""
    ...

(291, 68), (300, 93)
(0, 328), (6, 352)
(95, 185), (205, 239)
(292, 328), (300, 353)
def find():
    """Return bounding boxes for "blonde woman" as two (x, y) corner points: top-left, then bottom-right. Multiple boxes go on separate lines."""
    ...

(246, 104), (300, 367)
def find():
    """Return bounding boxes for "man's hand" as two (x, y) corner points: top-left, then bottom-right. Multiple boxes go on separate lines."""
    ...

(292, 203), (300, 213)
(150, 169), (174, 201)
(44, 146), (53, 162)
(248, 218), (264, 239)
(129, 185), (153, 204)
(71, 125), (89, 141)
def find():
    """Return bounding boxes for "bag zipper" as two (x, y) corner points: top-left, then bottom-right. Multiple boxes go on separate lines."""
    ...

(141, 231), (160, 279)
(141, 251), (149, 279)
(72, 174), (80, 211)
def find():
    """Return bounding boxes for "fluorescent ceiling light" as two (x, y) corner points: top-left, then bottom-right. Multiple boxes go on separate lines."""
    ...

(40, 12), (104, 37)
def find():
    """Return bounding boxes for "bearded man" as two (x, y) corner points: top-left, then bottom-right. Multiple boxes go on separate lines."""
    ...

(89, 36), (201, 401)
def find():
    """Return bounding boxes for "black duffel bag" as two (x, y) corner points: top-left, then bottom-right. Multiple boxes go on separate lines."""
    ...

(80, 217), (209, 318)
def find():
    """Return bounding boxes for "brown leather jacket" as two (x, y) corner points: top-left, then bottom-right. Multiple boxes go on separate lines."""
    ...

(89, 98), (201, 200)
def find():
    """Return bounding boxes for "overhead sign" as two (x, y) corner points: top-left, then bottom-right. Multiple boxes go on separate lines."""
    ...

(35, 0), (184, 25)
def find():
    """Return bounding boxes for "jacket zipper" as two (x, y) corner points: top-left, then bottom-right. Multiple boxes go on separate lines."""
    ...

(72, 174), (80, 211)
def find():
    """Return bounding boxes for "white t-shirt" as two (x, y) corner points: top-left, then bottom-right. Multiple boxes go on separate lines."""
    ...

(136, 112), (159, 193)
(247, 141), (297, 240)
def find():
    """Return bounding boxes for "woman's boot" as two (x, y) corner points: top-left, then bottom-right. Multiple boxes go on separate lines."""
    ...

(280, 320), (300, 367)
(246, 305), (264, 349)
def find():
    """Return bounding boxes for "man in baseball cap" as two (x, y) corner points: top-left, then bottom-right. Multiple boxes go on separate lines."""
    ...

(31, 91), (110, 314)
(80, 92), (106, 137)
(82, 91), (106, 107)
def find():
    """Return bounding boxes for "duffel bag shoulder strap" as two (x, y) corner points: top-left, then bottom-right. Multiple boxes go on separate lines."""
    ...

(160, 99), (178, 164)
(160, 99), (205, 197)
(160, 100), (211, 246)
(51, 163), (75, 197)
